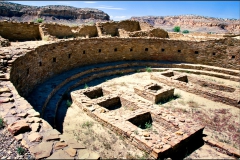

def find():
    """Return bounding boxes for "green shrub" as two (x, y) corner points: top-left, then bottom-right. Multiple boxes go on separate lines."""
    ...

(145, 67), (152, 72)
(173, 26), (181, 32)
(182, 30), (189, 34)
(82, 121), (93, 128)
(66, 100), (72, 107)
(0, 116), (4, 128)
(35, 18), (44, 23)
(145, 121), (152, 129)
(84, 83), (88, 89)
(17, 147), (25, 155)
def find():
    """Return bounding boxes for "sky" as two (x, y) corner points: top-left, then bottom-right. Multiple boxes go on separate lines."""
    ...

(8, 1), (240, 21)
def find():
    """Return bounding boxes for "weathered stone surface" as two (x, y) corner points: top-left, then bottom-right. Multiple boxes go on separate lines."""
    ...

(0, 103), (15, 109)
(10, 109), (17, 115)
(54, 142), (68, 150)
(28, 111), (40, 118)
(4, 116), (20, 125)
(143, 132), (150, 137)
(17, 112), (28, 118)
(0, 92), (12, 97)
(44, 134), (60, 141)
(65, 147), (76, 157)
(14, 134), (23, 141)
(88, 152), (100, 159)
(8, 120), (31, 135)
(69, 143), (86, 149)
(0, 97), (10, 103)
(29, 141), (53, 159)
(78, 149), (91, 159)
(28, 132), (42, 142)
(47, 149), (73, 159)
(67, 139), (86, 149)
(30, 123), (40, 132)
(27, 117), (42, 123)
(0, 87), (10, 93)
(21, 139), (29, 149)
(41, 121), (52, 131)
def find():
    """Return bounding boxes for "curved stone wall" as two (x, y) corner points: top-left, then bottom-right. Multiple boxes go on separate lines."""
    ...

(10, 37), (240, 97)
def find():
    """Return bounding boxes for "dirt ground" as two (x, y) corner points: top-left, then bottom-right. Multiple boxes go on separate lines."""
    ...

(62, 71), (239, 159)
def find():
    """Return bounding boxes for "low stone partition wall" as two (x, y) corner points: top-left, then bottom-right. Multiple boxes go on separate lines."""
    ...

(119, 28), (169, 38)
(71, 85), (204, 159)
(151, 71), (240, 108)
(96, 20), (141, 37)
(168, 32), (225, 41)
(134, 83), (174, 104)
(203, 137), (240, 158)
(0, 21), (41, 41)
(39, 23), (98, 39)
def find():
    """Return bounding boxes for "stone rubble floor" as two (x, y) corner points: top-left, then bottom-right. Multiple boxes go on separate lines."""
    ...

(0, 127), (34, 159)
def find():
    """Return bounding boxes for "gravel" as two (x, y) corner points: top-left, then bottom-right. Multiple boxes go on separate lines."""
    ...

(0, 127), (34, 160)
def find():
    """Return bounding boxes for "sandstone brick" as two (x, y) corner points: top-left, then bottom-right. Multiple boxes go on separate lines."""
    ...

(8, 120), (31, 135)
(28, 132), (42, 142)
(29, 141), (53, 159)
(47, 149), (73, 159)
(65, 147), (76, 157)
(54, 142), (68, 150)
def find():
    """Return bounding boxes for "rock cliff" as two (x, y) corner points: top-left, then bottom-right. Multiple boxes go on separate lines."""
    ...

(131, 15), (240, 34)
(0, 2), (109, 24)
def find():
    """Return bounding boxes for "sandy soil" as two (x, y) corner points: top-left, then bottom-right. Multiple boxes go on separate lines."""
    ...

(61, 71), (239, 159)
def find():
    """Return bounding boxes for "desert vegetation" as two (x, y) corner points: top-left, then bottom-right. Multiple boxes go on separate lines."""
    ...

(173, 26), (181, 32)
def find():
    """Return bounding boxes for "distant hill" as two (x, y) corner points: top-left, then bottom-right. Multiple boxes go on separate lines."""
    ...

(131, 15), (240, 34)
(0, 2), (110, 25)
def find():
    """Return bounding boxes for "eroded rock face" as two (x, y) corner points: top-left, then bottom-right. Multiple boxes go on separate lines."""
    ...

(0, 2), (110, 21)
(131, 15), (240, 34)
(7, 120), (31, 135)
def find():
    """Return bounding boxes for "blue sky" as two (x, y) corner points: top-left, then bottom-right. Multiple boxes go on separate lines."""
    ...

(9, 1), (240, 20)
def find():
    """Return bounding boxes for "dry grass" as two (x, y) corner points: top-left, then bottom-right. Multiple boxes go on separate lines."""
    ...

(187, 99), (199, 108)
(174, 108), (240, 149)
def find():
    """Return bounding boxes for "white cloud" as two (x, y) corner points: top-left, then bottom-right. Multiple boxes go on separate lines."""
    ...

(114, 16), (127, 19)
(96, 5), (125, 10)
(84, 1), (96, 4)
(112, 15), (130, 20)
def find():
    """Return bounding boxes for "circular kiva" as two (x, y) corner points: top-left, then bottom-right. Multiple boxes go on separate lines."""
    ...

(10, 37), (239, 98)
(7, 37), (240, 159)
(9, 38), (240, 127)
(25, 60), (240, 129)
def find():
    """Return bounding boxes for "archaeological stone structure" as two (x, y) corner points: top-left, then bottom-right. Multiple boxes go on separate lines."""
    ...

(0, 20), (240, 159)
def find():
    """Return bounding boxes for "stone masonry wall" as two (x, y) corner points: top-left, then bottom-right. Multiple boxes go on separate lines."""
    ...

(139, 21), (153, 31)
(39, 23), (98, 39)
(0, 21), (40, 41)
(10, 37), (240, 97)
(96, 20), (141, 37)
(126, 28), (169, 38)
